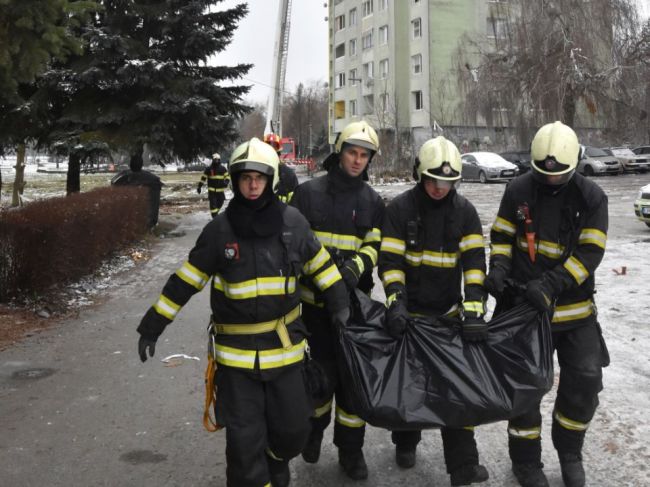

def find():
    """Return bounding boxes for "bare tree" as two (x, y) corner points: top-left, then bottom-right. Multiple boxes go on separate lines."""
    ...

(237, 103), (266, 141)
(282, 81), (329, 157)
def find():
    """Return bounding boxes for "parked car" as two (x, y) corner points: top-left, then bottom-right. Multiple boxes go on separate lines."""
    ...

(632, 145), (650, 156)
(461, 152), (518, 183)
(608, 147), (650, 173)
(500, 150), (531, 173)
(633, 184), (650, 228)
(577, 146), (621, 176)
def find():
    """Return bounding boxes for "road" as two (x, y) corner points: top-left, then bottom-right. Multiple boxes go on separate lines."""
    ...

(1, 172), (650, 486)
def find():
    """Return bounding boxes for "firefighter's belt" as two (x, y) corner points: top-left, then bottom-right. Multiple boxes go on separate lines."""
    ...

(211, 305), (300, 349)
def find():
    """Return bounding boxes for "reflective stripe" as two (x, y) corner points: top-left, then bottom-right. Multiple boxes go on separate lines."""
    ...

(314, 399), (333, 418)
(207, 187), (226, 192)
(210, 207), (220, 214)
(552, 299), (594, 323)
(213, 275), (296, 299)
(299, 285), (324, 307)
(207, 175), (227, 180)
(303, 246), (330, 275)
(335, 405), (365, 428)
(212, 306), (301, 348)
(153, 294), (181, 320)
(175, 261), (209, 290)
(352, 254), (365, 274)
(382, 269), (405, 287)
(405, 250), (458, 268)
(214, 340), (306, 370)
(266, 447), (283, 461)
(463, 301), (485, 315)
(313, 264), (340, 291)
(359, 245), (378, 266)
(490, 243), (512, 258)
(363, 227), (382, 243)
(493, 216), (516, 236)
(554, 410), (589, 431)
(508, 426), (541, 439)
(278, 191), (294, 203)
(314, 231), (361, 251)
(463, 269), (485, 286)
(459, 234), (484, 252)
(517, 237), (564, 259)
(386, 292), (400, 307)
(380, 237), (406, 255)
(564, 255), (589, 285)
(578, 228), (606, 249)
(214, 343), (257, 369)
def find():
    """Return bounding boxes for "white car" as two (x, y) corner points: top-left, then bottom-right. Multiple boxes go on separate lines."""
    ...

(609, 147), (650, 173)
(634, 184), (650, 228)
(461, 152), (518, 183)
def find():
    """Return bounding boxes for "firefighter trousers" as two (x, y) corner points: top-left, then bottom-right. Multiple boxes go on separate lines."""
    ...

(508, 322), (609, 464)
(302, 303), (366, 452)
(214, 363), (312, 487)
(392, 428), (480, 473)
(209, 192), (225, 217)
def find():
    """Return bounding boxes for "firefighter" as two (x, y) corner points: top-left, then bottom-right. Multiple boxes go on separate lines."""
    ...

(197, 152), (229, 218)
(378, 136), (490, 486)
(290, 120), (385, 480)
(485, 121), (609, 487)
(137, 137), (350, 487)
(264, 133), (299, 203)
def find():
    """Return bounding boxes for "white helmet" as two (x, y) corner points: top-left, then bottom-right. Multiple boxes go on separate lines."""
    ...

(229, 137), (280, 192)
(414, 136), (462, 182)
(530, 121), (579, 185)
(335, 120), (379, 154)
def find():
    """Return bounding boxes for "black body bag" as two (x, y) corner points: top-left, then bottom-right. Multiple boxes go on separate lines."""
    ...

(337, 290), (554, 430)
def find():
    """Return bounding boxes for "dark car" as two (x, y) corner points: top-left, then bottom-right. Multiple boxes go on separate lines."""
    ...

(500, 150), (531, 174)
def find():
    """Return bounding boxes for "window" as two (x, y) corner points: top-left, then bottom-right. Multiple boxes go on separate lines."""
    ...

(349, 38), (357, 56)
(379, 93), (389, 111)
(412, 18), (422, 38)
(379, 0), (388, 10)
(363, 61), (374, 79)
(362, 29), (373, 50)
(379, 58), (389, 78)
(349, 8), (357, 26)
(349, 99), (357, 117)
(362, 0), (374, 17)
(349, 68), (359, 84)
(335, 14), (345, 31)
(412, 90), (423, 110)
(487, 16), (508, 39)
(335, 43), (345, 59)
(411, 54), (422, 75)
(363, 94), (374, 114)
(334, 100), (345, 119)
(335, 72), (346, 89)
(379, 25), (389, 45)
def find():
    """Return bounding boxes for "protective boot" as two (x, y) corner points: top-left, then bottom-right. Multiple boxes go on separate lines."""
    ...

(559, 453), (585, 487)
(268, 458), (290, 487)
(450, 464), (489, 486)
(338, 449), (368, 480)
(395, 445), (416, 469)
(301, 431), (323, 464)
(512, 462), (549, 487)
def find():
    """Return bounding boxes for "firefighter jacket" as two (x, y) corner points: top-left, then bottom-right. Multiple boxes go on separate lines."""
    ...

(379, 187), (487, 318)
(489, 172), (608, 328)
(290, 166), (385, 307)
(278, 163), (299, 203)
(137, 205), (349, 374)
(200, 163), (229, 192)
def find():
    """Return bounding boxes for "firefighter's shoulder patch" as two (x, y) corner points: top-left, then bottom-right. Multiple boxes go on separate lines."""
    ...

(224, 242), (239, 260)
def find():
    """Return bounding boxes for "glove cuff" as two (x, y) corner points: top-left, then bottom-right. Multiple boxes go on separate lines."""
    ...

(137, 307), (169, 340)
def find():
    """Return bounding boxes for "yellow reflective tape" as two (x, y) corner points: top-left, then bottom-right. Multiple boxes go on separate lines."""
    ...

(299, 285), (324, 307)
(359, 245), (378, 266)
(314, 399), (333, 418)
(463, 269), (486, 286)
(352, 254), (365, 274)
(493, 216), (516, 236)
(207, 175), (227, 180)
(382, 269), (405, 287)
(363, 227), (381, 243)
(459, 234), (484, 252)
(214, 343), (257, 369)
(537, 239), (564, 259)
(463, 301), (485, 314)
(210, 207), (220, 214)
(265, 448), (283, 461)
(213, 275), (296, 299)
(579, 228), (606, 249)
(554, 410), (589, 431)
(386, 293), (400, 307)
(175, 261), (209, 290)
(213, 306), (300, 350)
(303, 246), (330, 275)
(490, 243), (512, 258)
(380, 237), (406, 255)
(335, 405), (365, 428)
(552, 299), (594, 323)
(258, 340), (306, 369)
(508, 426), (541, 439)
(314, 231), (361, 251)
(405, 250), (458, 268)
(313, 264), (340, 291)
(207, 187), (226, 192)
(153, 294), (181, 320)
(564, 256), (589, 285)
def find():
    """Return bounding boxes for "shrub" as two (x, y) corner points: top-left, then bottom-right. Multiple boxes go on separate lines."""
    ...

(0, 186), (149, 302)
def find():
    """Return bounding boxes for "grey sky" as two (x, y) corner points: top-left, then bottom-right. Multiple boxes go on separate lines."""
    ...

(214, 1), (329, 105)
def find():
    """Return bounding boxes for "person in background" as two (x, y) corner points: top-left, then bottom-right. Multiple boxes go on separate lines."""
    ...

(137, 137), (350, 487)
(111, 153), (162, 228)
(197, 153), (229, 218)
(378, 136), (490, 487)
(485, 121), (609, 487)
(290, 120), (384, 481)
(264, 133), (299, 203)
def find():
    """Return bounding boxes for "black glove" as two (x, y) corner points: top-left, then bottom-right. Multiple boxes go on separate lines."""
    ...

(485, 265), (508, 298)
(339, 260), (361, 291)
(386, 295), (409, 339)
(462, 315), (489, 342)
(138, 335), (157, 362)
(525, 277), (555, 314)
(331, 307), (351, 329)
(197, 183), (203, 194)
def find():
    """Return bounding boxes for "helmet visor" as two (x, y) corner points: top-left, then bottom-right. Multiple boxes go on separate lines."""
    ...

(422, 161), (461, 181)
(230, 160), (275, 178)
(531, 156), (573, 176)
(531, 165), (575, 186)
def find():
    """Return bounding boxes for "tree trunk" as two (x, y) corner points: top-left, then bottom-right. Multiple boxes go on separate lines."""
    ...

(66, 152), (81, 195)
(11, 143), (26, 207)
(562, 85), (577, 127)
